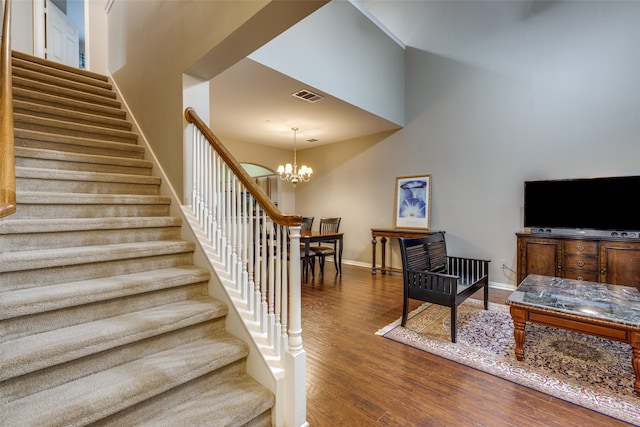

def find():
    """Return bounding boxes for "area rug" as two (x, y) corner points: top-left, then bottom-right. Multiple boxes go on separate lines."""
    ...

(376, 299), (640, 425)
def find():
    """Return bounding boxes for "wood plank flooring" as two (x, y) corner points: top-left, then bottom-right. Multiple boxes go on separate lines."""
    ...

(301, 264), (635, 426)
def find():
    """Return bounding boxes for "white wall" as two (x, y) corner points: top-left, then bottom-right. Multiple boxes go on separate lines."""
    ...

(108, 0), (326, 201)
(295, 1), (640, 287)
(249, 0), (405, 126)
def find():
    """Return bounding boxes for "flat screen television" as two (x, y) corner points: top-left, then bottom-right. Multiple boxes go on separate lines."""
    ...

(524, 176), (640, 232)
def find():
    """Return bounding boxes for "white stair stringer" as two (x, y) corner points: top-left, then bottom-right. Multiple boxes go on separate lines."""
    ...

(181, 206), (286, 375)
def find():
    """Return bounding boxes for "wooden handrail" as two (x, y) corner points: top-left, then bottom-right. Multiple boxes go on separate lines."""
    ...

(185, 107), (301, 227)
(0, 0), (16, 219)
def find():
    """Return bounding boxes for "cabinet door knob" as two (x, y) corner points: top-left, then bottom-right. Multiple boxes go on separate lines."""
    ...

(577, 245), (585, 251)
(577, 261), (585, 267)
(577, 275), (584, 281)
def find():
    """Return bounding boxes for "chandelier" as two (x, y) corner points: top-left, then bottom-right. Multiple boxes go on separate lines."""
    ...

(277, 127), (312, 186)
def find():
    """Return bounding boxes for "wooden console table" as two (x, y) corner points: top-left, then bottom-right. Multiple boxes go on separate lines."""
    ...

(371, 228), (441, 275)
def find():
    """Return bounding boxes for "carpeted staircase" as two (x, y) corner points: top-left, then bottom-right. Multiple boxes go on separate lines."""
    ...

(0, 51), (274, 426)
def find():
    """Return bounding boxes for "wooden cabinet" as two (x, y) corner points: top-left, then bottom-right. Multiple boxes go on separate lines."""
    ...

(517, 233), (640, 290)
(517, 236), (561, 280)
(600, 241), (640, 286)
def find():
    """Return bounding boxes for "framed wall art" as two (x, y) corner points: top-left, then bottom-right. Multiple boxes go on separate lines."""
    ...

(393, 174), (432, 230)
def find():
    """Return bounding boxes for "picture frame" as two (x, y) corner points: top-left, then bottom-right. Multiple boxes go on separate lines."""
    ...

(393, 174), (432, 230)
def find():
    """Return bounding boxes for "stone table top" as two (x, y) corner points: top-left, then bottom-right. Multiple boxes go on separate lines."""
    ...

(508, 274), (640, 328)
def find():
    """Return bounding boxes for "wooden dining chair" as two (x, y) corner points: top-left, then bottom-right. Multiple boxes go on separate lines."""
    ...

(311, 217), (341, 276)
(301, 217), (314, 233)
(300, 217), (315, 280)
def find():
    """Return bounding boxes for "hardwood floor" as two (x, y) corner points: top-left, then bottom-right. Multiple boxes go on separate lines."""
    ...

(301, 264), (634, 427)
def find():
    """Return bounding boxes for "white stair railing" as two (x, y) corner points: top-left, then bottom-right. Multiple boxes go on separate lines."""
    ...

(184, 108), (306, 427)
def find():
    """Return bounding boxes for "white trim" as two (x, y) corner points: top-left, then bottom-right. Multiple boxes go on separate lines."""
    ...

(33, 0), (46, 58)
(490, 281), (517, 291)
(83, 0), (89, 70)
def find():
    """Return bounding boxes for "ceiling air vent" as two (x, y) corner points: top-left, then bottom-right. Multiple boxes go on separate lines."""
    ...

(292, 89), (324, 103)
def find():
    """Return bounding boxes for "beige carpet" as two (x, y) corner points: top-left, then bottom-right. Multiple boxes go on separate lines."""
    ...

(376, 299), (640, 426)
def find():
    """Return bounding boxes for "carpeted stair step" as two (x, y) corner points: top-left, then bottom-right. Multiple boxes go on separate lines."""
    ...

(1, 240), (195, 289)
(15, 128), (145, 158)
(0, 314), (227, 405)
(12, 192), (171, 219)
(0, 334), (252, 426)
(0, 217), (181, 252)
(12, 50), (110, 85)
(12, 75), (121, 109)
(0, 297), (226, 381)
(16, 166), (161, 195)
(12, 64), (116, 99)
(15, 146), (153, 175)
(0, 265), (210, 321)
(14, 86), (126, 119)
(0, 239), (194, 275)
(1, 278), (211, 345)
(14, 112), (139, 144)
(14, 99), (132, 130)
(122, 375), (274, 427)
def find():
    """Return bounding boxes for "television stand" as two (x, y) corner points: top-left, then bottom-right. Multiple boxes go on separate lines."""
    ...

(516, 232), (640, 291)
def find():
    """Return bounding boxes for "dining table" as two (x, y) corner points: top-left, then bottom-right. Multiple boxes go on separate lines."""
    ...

(300, 230), (344, 281)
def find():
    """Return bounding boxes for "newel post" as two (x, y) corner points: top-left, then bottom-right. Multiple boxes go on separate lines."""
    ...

(285, 224), (308, 427)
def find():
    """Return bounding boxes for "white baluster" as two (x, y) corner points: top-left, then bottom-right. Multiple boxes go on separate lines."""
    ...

(261, 211), (269, 335)
(191, 128), (197, 211)
(281, 225), (289, 355)
(213, 153), (221, 253)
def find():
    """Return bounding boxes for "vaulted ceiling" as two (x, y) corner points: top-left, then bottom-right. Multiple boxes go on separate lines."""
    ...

(209, 0), (546, 149)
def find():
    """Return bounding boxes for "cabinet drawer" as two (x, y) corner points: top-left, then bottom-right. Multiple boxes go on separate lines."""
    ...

(564, 240), (598, 256)
(563, 256), (597, 271)
(562, 269), (598, 282)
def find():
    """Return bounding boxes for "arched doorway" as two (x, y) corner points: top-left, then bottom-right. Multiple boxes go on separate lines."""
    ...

(241, 163), (279, 207)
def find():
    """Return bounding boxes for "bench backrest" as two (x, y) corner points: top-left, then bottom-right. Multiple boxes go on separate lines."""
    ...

(399, 233), (448, 273)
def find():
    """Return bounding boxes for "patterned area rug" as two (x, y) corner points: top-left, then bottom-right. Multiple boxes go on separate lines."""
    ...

(376, 299), (640, 425)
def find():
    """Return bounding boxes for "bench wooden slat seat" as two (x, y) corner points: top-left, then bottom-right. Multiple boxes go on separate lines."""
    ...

(399, 233), (490, 343)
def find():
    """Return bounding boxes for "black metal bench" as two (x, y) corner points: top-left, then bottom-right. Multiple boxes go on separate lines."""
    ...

(398, 233), (490, 343)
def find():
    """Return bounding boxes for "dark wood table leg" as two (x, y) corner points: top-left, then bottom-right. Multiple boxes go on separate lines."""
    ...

(632, 331), (640, 397)
(337, 236), (343, 275)
(304, 239), (310, 283)
(371, 234), (377, 275)
(381, 237), (387, 275)
(510, 306), (526, 361)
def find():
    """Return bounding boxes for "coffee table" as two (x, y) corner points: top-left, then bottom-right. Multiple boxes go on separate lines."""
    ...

(507, 274), (640, 397)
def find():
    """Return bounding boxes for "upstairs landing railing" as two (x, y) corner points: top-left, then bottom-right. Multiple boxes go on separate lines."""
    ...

(0, 0), (16, 219)
(184, 107), (306, 427)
